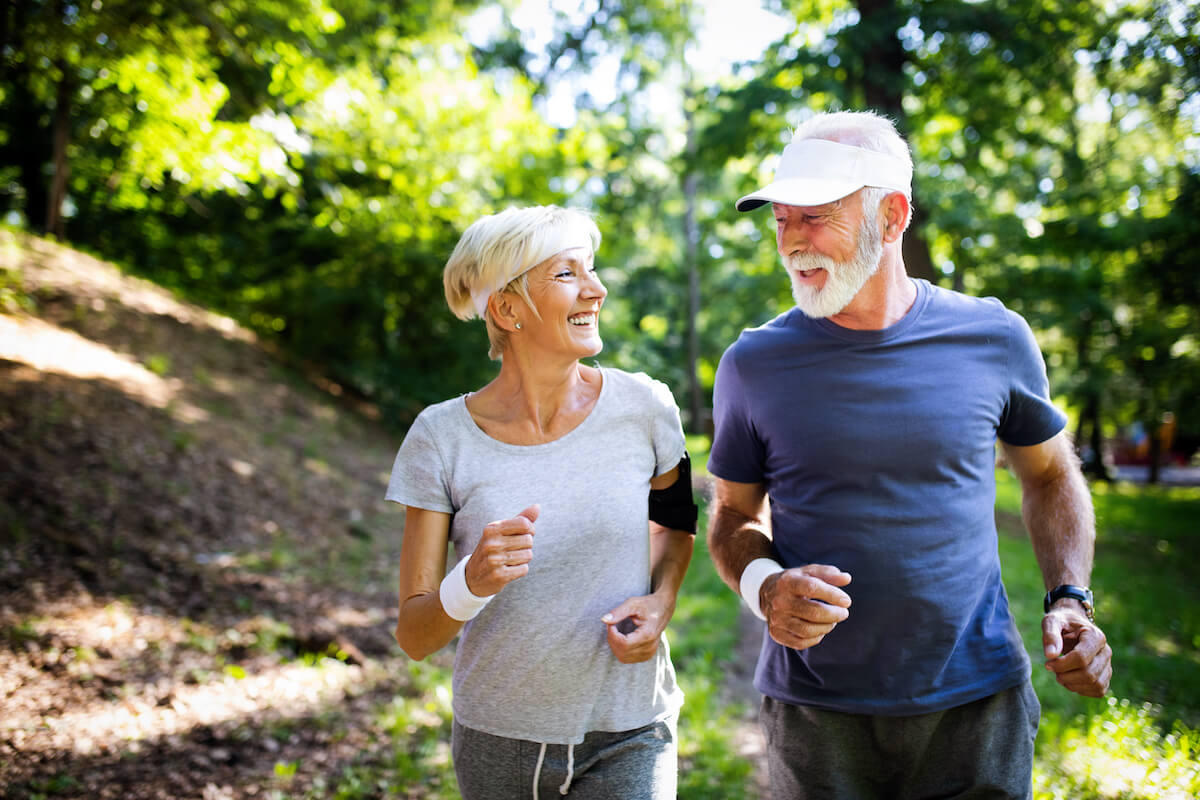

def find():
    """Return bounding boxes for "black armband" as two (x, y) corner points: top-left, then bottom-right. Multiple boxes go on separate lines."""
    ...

(649, 453), (698, 535)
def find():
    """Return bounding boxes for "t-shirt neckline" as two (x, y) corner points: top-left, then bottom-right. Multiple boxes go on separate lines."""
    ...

(800, 278), (932, 343)
(455, 366), (609, 453)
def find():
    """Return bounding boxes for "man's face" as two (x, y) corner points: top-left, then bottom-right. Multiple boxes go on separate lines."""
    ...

(774, 191), (884, 319)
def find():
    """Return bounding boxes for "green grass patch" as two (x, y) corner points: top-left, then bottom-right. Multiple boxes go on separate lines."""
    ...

(289, 661), (461, 800)
(673, 510), (757, 797)
(995, 468), (1200, 798)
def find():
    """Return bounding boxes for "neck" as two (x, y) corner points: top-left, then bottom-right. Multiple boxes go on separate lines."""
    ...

(827, 246), (916, 330)
(479, 351), (600, 440)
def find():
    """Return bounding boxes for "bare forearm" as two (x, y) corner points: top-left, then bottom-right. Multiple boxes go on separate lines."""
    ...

(1017, 446), (1096, 589)
(649, 527), (694, 602)
(706, 503), (774, 595)
(395, 592), (464, 661)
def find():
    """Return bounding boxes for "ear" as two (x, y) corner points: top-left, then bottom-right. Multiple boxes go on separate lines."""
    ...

(487, 293), (523, 333)
(881, 192), (910, 243)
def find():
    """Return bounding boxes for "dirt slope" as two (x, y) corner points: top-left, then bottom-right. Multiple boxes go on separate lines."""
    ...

(0, 230), (440, 798)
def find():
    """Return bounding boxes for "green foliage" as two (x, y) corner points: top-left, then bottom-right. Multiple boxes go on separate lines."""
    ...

(2, 0), (1196, 446)
(1035, 698), (1200, 799)
(994, 469), (1200, 797)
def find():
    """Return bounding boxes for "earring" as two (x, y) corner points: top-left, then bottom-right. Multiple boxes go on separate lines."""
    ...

(515, 323), (522, 330)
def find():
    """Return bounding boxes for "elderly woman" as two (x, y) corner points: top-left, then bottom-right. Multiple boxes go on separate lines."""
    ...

(387, 205), (697, 800)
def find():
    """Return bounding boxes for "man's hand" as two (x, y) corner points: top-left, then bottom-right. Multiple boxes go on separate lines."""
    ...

(761, 564), (852, 650)
(1043, 603), (1112, 697)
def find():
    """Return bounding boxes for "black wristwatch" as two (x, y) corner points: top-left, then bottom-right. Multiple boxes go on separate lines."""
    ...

(1044, 585), (1094, 620)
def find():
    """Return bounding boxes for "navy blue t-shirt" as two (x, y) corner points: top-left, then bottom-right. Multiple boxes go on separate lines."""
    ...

(709, 279), (1067, 715)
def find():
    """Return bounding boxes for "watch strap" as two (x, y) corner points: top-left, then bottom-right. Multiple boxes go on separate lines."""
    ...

(1044, 584), (1094, 620)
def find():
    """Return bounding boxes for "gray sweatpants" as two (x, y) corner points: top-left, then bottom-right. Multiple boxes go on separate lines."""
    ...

(451, 715), (677, 800)
(760, 681), (1040, 800)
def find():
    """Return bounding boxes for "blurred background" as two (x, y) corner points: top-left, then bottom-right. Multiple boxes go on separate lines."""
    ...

(3, 0), (1197, 472)
(1, 1), (1198, 798)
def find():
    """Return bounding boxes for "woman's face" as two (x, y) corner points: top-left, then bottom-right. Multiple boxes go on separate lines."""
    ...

(518, 246), (607, 360)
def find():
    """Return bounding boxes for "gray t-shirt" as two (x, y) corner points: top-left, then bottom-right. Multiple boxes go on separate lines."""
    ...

(386, 367), (687, 744)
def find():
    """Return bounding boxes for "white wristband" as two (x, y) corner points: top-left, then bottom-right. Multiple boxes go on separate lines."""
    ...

(740, 558), (784, 621)
(439, 553), (493, 622)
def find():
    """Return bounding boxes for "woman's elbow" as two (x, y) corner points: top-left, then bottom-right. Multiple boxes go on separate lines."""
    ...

(394, 625), (436, 661)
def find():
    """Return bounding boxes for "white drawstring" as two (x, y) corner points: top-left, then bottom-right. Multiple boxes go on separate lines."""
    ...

(559, 743), (575, 795)
(533, 742), (547, 800)
(532, 741), (575, 798)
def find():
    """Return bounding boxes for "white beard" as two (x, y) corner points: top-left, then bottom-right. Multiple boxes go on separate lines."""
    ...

(785, 213), (885, 319)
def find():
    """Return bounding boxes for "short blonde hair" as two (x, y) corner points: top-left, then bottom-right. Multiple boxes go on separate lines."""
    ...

(444, 205), (601, 360)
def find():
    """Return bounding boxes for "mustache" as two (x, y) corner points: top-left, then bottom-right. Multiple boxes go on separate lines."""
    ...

(784, 252), (838, 273)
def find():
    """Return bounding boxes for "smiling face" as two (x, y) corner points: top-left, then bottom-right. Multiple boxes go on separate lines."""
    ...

(515, 246), (607, 360)
(774, 189), (885, 319)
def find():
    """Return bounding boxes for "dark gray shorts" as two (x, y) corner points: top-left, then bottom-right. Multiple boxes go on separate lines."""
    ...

(760, 681), (1040, 800)
(451, 715), (677, 800)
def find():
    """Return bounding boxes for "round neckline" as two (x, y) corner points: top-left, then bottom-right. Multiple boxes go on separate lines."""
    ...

(456, 366), (609, 452)
(800, 278), (931, 343)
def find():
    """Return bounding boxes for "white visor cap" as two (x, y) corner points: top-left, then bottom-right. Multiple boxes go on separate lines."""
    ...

(735, 138), (913, 212)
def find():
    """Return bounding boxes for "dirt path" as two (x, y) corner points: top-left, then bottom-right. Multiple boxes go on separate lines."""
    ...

(1, 232), (424, 798)
(728, 606), (772, 799)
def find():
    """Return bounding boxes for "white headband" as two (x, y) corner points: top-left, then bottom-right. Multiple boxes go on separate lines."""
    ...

(736, 138), (913, 212)
(470, 218), (596, 319)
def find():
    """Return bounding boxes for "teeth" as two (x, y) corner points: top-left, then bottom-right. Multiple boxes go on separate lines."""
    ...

(569, 314), (595, 326)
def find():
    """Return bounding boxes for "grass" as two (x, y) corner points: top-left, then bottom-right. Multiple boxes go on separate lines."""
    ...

(993, 469), (1200, 798)
(672, 517), (758, 797)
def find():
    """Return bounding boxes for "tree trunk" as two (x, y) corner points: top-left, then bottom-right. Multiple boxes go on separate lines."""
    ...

(1147, 420), (1161, 485)
(1074, 315), (1109, 480)
(1075, 392), (1110, 481)
(45, 69), (72, 239)
(902, 202), (938, 283)
(854, 0), (937, 283)
(682, 95), (704, 435)
(1, 0), (50, 230)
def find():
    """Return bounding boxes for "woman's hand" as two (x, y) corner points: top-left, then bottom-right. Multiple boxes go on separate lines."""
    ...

(464, 504), (539, 597)
(602, 591), (675, 664)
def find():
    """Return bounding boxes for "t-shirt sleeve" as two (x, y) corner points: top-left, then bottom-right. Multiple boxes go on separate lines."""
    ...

(708, 344), (767, 483)
(642, 375), (688, 477)
(996, 309), (1068, 446)
(384, 415), (455, 513)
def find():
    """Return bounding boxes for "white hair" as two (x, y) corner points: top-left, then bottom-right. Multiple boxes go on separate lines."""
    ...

(794, 111), (914, 231)
(443, 205), (601, 360)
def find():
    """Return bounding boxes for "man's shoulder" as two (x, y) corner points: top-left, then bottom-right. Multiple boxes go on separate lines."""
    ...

(921, 281), (1020, 326)
(924, 280), (1002, 310)
(726, 308), (804, 353)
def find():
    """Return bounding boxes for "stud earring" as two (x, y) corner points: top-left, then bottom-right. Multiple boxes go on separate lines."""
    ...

(515, 322), (522, 330)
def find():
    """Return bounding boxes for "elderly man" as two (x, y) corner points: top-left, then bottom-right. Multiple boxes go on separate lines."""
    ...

(706, 110), (1112, 799)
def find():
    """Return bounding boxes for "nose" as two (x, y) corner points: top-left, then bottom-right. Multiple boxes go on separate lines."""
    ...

(584, 270), (607, 300)
(776, 214), (808, 257)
